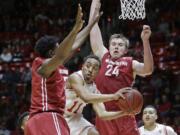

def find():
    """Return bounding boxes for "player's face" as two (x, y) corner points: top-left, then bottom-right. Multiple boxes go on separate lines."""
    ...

(109, 38), (127, 59)
(142, 107), (157, 126)
(82, 58), (100, 83)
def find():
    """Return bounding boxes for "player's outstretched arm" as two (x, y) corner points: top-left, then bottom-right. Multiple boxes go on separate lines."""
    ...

(133, 25), (154, 76)
(68, 73), (123, 103)
(38, 4), (84, 78)
(89, 0), (108, 60)
(64, 4), (103, 63)
(72, 8), (102, 51)
(93, 103), (133, 120)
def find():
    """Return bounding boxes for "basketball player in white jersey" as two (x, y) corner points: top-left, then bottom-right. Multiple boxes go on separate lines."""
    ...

(65, 55), (134, 135)
(139, 105), (177, 135)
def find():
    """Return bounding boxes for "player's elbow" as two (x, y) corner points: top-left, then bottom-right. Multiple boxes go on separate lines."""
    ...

(143, 65), (154, 76)
(145, 67), (154, 75)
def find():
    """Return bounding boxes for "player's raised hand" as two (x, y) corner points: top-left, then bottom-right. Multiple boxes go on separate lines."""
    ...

(141, 25), (151, 41)
(89, 0), (103, 25)
(74, 4), (84, 33)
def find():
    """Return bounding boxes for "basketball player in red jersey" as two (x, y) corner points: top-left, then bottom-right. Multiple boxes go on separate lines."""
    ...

(89, 0), (154, 135)
(25, 4), (101, 135)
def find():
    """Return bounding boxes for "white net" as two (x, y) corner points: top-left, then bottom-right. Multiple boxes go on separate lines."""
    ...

(119, 0), (146, 20)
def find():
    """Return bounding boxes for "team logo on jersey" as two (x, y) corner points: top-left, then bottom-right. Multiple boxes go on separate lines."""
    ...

(59, 69), (69, 75)
(105, 59), (128, 66)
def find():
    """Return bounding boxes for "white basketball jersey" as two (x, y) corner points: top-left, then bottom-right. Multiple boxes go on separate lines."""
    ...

(139, 123), (177, 135)
(65, 70), (98, 116)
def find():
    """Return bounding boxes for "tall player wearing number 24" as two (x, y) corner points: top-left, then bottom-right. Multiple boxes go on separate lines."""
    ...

(89, 0), (154, 135)
(64, 55), (134, 135)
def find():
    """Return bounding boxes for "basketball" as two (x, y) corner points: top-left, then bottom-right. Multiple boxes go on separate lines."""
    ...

(116, 89), (143, 114)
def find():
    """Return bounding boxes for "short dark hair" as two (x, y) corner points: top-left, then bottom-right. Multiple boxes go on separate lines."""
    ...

(34, 35), (59, 58)
(109, 34), (129, 48)
(17, 111), (29, 129)
(83, 55), (101, 67)
(143, 105), (157, 114)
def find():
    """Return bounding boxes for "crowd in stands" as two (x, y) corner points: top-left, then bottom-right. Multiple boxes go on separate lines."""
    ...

(0, 0), (179, 134)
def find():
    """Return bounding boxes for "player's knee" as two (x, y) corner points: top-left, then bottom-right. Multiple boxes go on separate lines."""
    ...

(88, 127), (99, 135)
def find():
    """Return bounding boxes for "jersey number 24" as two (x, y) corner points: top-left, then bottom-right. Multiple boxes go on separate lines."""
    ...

(105, 65), (119, 77)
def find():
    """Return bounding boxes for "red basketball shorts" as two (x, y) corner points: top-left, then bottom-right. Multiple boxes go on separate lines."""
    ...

(25, 112), (70, 135)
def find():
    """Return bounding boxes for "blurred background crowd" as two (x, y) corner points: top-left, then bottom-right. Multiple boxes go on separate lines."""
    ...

(0, 0), (179, 134)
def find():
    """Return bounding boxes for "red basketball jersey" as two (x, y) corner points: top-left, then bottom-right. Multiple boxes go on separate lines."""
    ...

(30, 57), (65, 115)
(95, 52), (134, 111)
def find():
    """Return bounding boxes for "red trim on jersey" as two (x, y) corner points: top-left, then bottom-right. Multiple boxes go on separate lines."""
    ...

(41, 78), (48, 111)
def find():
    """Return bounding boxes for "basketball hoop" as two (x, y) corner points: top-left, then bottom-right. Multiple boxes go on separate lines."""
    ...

(119, 0), (146, 20)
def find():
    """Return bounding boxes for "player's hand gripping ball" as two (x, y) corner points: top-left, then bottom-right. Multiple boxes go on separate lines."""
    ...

(116, 89), (143, 114)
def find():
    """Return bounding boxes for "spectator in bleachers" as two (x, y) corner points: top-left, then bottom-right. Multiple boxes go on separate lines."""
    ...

(21, 67), (32, 99)
(158, 18), (170, 35)
(12, 45), (23, 62)
(172, 93), (180, 115)
(21, 67), (31, 84)
(158, 94), (172, 117)
(0, 48), (12, 63)
(1, 66), (14, 84)
(13, 68), (23, 83)
(150, 73), (163, 96)
(0, 120), (10, 135)
(173, 116), (180, 134)
(25, 18), (36, 33)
